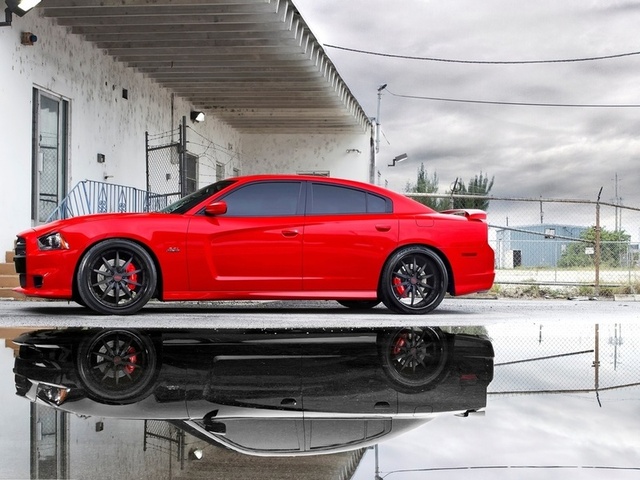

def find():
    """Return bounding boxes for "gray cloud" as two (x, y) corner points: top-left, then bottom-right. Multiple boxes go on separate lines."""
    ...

(295, 0), (640, 216)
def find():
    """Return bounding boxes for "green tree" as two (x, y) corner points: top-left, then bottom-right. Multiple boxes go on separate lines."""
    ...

(450, 172), (495, 210)
(404, 163), (444, 210)
(557, 226), (631, 268)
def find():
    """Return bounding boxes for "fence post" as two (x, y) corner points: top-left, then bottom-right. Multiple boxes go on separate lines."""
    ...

(594, 188), (602, 296)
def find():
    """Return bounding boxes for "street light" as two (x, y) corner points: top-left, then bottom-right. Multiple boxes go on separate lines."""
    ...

(388, 153), (408, 167)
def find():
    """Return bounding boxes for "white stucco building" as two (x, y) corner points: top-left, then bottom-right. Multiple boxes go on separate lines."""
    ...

(0, 0), (373, 254)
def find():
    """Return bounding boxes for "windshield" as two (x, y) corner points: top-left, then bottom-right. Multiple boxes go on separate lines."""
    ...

(160, 179), (236, 214)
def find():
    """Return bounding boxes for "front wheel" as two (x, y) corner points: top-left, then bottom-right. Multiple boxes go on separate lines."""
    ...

(76, 329), (158, 403)
(380, 246), (448, 314)
(76, 239), (157, 315)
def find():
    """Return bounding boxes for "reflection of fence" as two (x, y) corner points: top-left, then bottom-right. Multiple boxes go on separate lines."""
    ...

(407, 193), (640, 293)
(143, 420), (185, 469)
(488, 323), (640, 402)
(46, 180), (172, 222)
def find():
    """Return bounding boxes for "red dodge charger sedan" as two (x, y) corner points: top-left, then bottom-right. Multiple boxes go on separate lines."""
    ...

(14, 175), (494, 315)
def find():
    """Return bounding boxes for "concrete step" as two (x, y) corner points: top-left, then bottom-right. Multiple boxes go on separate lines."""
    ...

(1, 250), (22, 299)
(0, 274), (19, 288)
(0, 288), (25, 300)
(0, 262), (16, 275)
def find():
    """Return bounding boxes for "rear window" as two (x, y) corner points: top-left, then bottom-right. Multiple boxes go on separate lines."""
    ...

(308, 183), (391, 214)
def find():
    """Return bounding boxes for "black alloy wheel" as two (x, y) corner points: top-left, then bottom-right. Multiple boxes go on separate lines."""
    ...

(380, 246), (448, 314)
(76, 239), (157, 315)
(378, 327), (448, 392)
(76, 329), (158, 403)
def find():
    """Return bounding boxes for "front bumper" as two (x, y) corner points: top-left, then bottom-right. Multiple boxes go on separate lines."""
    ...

(13, 235), (76, 299)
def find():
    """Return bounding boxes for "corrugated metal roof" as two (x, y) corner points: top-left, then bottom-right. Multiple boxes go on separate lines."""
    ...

(37, 0), (370, 133)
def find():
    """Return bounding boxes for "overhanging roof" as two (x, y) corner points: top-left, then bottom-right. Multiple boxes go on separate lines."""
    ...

(37, 0), (370, 133)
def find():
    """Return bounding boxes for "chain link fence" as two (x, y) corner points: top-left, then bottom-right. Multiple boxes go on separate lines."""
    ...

(407, 193), (640, 296)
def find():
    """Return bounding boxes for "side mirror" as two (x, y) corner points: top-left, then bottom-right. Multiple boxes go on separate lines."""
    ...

(204, 421), (227, 435)
(204, 201), (227, 216)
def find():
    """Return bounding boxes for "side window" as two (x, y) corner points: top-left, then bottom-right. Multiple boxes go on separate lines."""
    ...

(309, 183), (391, 214)
(222, 181), (302, 216)
(367, 192), (389, 213)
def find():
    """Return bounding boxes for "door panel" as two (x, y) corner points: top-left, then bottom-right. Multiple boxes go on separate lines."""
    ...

(186, 181), (305, 293)
(302, 182), (397, 293)
(303, 215), (398, 292)
(186, 216), (304, 292)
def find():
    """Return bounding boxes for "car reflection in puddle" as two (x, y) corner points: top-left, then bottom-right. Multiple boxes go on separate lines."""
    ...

(13, 326), (494, 457)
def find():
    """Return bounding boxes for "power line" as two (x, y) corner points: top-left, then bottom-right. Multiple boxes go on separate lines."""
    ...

(386, 88), (640, 108)
(324, 43), (640, 65)
(380, 465), (640, 477)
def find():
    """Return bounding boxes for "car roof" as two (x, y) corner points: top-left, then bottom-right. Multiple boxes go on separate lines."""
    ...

(224, 174), (432, 212)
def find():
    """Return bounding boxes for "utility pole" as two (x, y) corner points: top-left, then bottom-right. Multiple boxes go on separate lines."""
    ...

(375, 84), (387, 154)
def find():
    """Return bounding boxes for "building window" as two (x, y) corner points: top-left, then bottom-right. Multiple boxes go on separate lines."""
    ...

(183, 153), (198, 195)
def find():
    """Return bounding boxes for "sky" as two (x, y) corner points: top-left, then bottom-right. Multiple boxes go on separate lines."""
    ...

(293, 1), (640, 217)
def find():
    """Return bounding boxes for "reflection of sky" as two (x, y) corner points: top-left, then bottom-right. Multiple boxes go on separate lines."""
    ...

(354, 321), (640, 479)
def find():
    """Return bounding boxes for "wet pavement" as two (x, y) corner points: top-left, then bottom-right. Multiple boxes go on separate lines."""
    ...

(1, 298), (639, 479)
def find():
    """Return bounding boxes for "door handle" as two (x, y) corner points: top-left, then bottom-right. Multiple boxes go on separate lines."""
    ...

(374, 401), (391, 410)
(281, 398), (298, 406)
(375, 224), (391, 232)
(281, 229), (299, 237)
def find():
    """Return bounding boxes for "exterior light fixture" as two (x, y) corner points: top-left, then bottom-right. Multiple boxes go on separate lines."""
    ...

(388, 153), (408, 167)
(1, 0), (42, 27)
(189, 448), (204, 460)
(190, 111), (205, 123)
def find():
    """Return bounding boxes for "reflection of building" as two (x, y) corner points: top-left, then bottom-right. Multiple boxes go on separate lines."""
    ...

(21, 408), (365, 480)
(495, 224), (587, 268)
(30, 404), (68, 479)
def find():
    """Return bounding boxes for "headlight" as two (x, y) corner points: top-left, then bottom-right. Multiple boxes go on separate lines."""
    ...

(37, 232), (69, 250)
(36, 384), (70, 406)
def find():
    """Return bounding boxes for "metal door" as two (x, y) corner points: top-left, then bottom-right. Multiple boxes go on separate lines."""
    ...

(32, 90), (68, 224)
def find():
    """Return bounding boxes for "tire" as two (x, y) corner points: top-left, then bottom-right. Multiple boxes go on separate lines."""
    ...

(378, 327), (448, 392)
(76, 239), (157, 315)
(337, 300), (381, 310)
(379, 246), (448, 314)
(76, 329), (158, 403)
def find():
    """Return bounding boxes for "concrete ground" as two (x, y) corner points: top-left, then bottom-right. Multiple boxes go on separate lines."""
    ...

(0, 295), (638, 329)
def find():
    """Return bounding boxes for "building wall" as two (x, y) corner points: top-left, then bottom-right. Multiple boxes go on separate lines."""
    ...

(0, 11), (371, 254)
(495, 224), (586, 268)
(242, 133), (371, 179)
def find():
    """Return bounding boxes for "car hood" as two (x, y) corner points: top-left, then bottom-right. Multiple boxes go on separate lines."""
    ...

(18, 212), (171, 236)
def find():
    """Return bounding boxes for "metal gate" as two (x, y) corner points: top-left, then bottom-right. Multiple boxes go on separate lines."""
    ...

(145, 118), (188, 211)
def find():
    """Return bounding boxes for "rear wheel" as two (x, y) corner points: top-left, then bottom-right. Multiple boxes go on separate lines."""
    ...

(380, 246), (447, 314)
(378, 327), (448, 392)
(76, 239), (157, 315)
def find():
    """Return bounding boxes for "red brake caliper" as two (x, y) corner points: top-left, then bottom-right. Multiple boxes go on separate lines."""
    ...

(125, 262), (137, 291)
(393, 277), (406, 297)
(124, 346), (137, 375)
(392, 334), (407, 355)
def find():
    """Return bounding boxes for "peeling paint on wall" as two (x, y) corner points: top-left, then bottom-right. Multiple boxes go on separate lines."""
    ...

(0, 10), (371, 253)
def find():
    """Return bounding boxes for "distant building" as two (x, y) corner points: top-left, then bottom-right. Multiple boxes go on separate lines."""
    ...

(495, 224), (588, 268)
